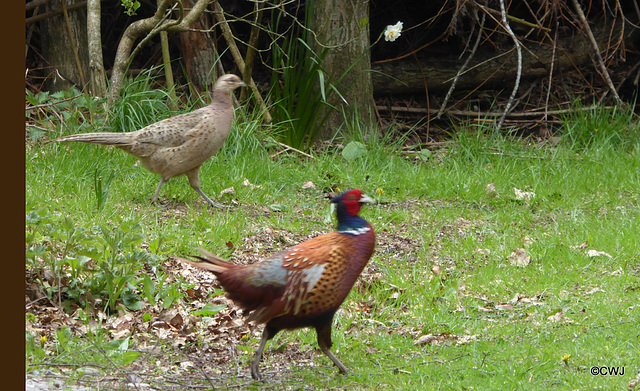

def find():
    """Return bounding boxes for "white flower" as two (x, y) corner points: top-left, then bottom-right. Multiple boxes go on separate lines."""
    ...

(384, 21), (403, 42)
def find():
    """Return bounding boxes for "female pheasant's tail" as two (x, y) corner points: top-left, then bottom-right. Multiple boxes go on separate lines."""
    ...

(53, 132), (132, 146)
(176, 247), (234, 274)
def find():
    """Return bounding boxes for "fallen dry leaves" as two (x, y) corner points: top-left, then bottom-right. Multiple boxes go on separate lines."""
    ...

(513, 187), (536, 202)
(414, 333), (478, 346)
(507, 248), (531, 267)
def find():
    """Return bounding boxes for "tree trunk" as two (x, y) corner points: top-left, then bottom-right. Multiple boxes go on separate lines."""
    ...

(86, 0), (106, 97)
(177, 0), (223, 93)
(309, 0), (374, 140)
(40, 0), (90, 92)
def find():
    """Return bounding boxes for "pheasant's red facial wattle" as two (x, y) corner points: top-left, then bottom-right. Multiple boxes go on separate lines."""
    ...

(343, 198), (361, 216)
(341, 189), (363, 216)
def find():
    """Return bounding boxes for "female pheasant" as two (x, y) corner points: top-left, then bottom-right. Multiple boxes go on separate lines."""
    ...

(178, 189), (376, 380)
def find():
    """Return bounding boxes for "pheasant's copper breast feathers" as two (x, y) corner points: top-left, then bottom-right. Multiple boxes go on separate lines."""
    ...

(177, 189), (376, 380)
(283, 231), (375, 316)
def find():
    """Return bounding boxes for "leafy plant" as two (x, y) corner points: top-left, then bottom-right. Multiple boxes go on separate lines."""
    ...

(25, 331), (47, 362)
(120, 0), (140, 16)
(25, 87), (106, 141)
(25, 207), (162, 313)
(268, 7), (338, 151)
(342, 141), (368, 161)
(94, 168), (116, 211)
(108, 67), (177, 133)
(139, 268), (184, 309)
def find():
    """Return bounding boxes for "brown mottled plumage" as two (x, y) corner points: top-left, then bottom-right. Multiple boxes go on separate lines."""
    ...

(178, 189), (376, 380)
(52, 74), (246, 208)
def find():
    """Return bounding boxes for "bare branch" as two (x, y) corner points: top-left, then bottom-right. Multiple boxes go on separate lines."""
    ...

(213, 1), (272, 123)
(570, 0), (624, 107)
(437, 11), (485, 119)
(240, 0), (266, 102)
(107, 0), (209, 105)
(544, 10), (559, 122)
(495, 0), (522, 132)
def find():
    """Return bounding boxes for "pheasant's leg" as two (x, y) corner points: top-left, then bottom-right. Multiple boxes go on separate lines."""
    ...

(251, 327), (274, 381)
(316, 320), (348, 375)
(150, 178), (166, 203)
(185, 167), (225, 208)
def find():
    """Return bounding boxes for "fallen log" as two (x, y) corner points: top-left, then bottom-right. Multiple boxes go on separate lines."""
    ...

(371, 22), (636, 95)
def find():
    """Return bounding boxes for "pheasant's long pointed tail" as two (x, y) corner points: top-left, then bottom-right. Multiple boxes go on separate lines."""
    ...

(176, 247), (234, 274)
(53, 132), (131, 145)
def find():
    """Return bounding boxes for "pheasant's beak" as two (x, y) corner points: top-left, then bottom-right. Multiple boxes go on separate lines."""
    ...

(359, 194), (375, 204)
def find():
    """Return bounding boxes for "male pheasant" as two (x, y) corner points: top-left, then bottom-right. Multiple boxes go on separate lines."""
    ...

(178, 189), (376, 380)
(51, 74), (246, 208)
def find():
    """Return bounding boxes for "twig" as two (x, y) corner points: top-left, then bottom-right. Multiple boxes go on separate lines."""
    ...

(269, 140), (314, 159)
(633, 0), (640, 24)
(617, 60), (640, 91)
(25, 296), (49, 309)
(213, 1), (272, 123)
(474, 2), (551, 32)
(26, 0), (88, 25)
(374, 30), (448, 65)
(158, 0), (177, 109)
(437, 11), (485, 119)
(376, 105), (609, 118)
(26, 124), (55, 133)
(26, 0), (53, 11)
(402, 141), (452, 150)
(496, 0), (522, 131)
(544, 10), (559, 122)
(441, 49), (512, 84)
(376, 354), (470, 376)
(89, 341), (142, 391)
(31, 362), (110, 369)
(240, 0), (265, 102)
(26, 3), (42, 60)
(25, 95), (78, 111)
(130, 0), (183, 63)
(482, 151), (545, 160)
(107, 0), (211, 104)
(179, 350), (217, 389)
(571, 0), (624, 107)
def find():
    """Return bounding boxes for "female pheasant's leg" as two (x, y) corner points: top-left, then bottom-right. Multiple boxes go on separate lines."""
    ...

(316, 321), (348, 375)
(251, 327), (273, 381)
(185, 167), (223, 208)
(150, 178), (166, 203)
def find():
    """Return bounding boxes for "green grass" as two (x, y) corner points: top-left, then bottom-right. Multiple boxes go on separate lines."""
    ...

(25, 88), (640, 390)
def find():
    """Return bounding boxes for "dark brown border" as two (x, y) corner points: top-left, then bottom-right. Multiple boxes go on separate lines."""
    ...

(14, 2), (27, 390)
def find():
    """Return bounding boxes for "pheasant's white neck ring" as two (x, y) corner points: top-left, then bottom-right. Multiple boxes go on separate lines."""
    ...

(338, 226), (371, 235)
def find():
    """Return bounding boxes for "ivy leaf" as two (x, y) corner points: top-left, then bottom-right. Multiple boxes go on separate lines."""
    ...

(122, 291), (143, 311)
(194, 303), (227, 316)
(342, 141), (367, 161)
(416, 149), (432, 162)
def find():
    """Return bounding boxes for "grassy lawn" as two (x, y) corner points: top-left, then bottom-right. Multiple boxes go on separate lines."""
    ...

(25, 90), (640, 389)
